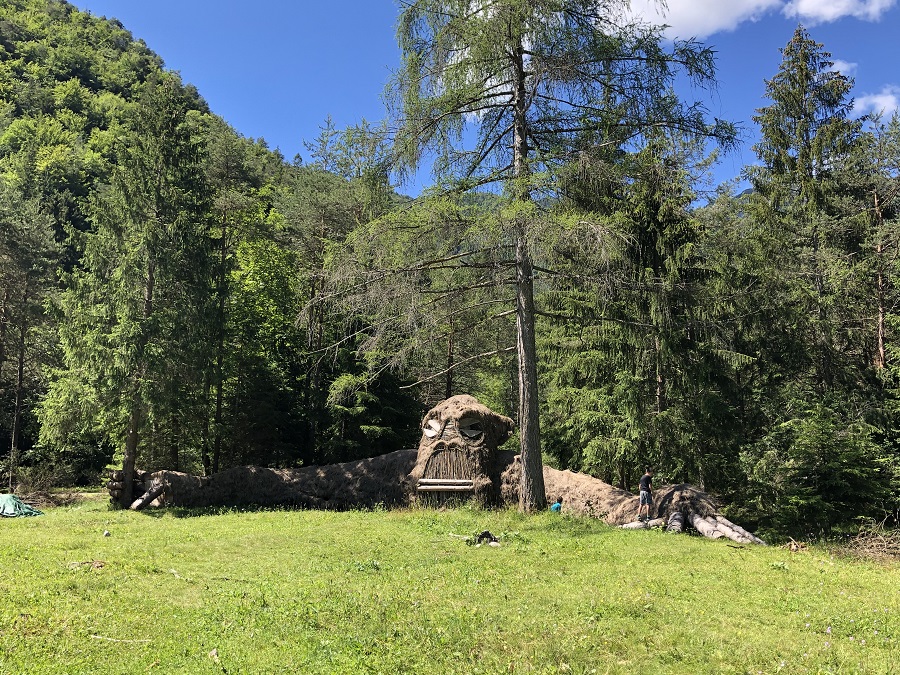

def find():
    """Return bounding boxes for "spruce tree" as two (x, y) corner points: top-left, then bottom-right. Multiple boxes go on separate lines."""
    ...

(745, 26), (891, 532)
(41, 73), (212, 506)
(749, 25), (862, 394)
(0, 182), (57, 490)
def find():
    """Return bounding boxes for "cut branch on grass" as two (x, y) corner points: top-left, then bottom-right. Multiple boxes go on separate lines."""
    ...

(846, 522), (900, 561)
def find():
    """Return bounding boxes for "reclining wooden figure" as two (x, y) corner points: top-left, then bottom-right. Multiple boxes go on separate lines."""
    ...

(108, 394), (764, 544)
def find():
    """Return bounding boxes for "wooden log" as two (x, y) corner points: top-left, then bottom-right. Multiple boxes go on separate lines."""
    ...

(647, 518), (666, 528)
(129, 481), (166, 511)
(620, 520), (648, 529)
(106, 481), (125, 491)
(715, 516), (766, 545)
(711, 519), (752, 544)
(689, 512), (724, 539)
(666, 511), (685, 533)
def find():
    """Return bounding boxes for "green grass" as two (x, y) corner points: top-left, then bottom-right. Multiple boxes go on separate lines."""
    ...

(0, 501), (897, 674)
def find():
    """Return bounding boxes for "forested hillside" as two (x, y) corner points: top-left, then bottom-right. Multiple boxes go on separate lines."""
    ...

(0, 0), (422, 507)
(1, 0), (898, 536)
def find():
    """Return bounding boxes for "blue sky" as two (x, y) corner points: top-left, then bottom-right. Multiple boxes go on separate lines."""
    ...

(70, 1), (900, 197)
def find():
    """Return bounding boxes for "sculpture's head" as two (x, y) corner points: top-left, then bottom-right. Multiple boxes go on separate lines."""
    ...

(409, 395), (514, 504)
(419, 394), (514, 453)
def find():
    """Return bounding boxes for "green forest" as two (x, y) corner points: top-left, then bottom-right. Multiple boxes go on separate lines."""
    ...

(1, 0), (898, 537)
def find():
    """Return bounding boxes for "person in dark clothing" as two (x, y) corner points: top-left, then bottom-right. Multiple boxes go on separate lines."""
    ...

(637, 467), (653, 521)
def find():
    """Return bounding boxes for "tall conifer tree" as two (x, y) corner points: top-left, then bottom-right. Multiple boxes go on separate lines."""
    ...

(744, 27), (892, 532)
(41, 74), (211, 506)
(749, 25), (862, 393)
(391, 0), (733, 510)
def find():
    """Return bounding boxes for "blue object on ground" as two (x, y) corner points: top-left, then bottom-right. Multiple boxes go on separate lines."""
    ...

(0, 494), (43, 517)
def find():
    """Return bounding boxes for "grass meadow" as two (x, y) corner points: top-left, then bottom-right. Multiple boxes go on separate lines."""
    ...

(0, 500), (897, 674)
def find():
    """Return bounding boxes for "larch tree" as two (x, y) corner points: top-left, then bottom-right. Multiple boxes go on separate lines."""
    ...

(390, 0), (734, 510)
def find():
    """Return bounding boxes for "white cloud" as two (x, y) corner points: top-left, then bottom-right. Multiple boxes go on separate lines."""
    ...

(853, 85), (900, 116)
(783, 0), (897, 23)
(628, 0), (781, 38)
(830, 59), (858, 76)
(627, 0), (897, 38)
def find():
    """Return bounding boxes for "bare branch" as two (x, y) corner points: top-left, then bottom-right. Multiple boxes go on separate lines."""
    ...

(399, 346), (516, 389)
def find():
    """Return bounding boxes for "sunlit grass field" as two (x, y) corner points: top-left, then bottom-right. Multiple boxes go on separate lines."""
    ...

(0, 500), (897, 674)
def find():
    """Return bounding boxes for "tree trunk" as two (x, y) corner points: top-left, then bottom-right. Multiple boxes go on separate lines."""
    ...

(445, 315), (454, 400)
(129, 479), (166, 510)
(511, 38), (546, 512)
(121, 258), (155, 507)
(516, 234), (546, 511)
(212, 214), (228, 475)
(8, 278), (28, 492)
(122, 400), (141, 507)
(689, 511), (724, 539)
(212, 351), (224, 475)
(201, 375), (211, 476)
(170, 412), (180, 471)
(307, 278), (323, 465)
(666, 511), (685, 533)
(655, 335), (665, 414)
(874, 189), (887, 370)
(0, 287), (9, 382)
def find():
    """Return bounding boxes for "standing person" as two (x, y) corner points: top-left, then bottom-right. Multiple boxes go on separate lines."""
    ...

(637, 467), (653, 521)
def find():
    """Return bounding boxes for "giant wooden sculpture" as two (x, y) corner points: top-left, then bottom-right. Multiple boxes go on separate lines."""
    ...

(109, 394), (763, 544)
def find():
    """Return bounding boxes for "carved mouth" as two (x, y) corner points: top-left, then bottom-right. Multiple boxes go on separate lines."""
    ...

(422, 441), (474, 481)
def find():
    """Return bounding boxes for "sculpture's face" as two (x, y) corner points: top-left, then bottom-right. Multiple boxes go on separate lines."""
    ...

(413, 395), (515, 496)
(419, 395), (513, 456)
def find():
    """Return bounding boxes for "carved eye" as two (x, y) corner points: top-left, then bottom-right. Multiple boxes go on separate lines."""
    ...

(458, 417), (483, 439)
(423, 418), (441, 438)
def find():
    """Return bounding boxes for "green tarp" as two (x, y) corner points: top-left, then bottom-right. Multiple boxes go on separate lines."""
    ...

(0, 494), (43, 517)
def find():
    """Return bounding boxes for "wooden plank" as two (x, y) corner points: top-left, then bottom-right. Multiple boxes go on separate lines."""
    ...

(417, 478), (475, 486)
(416, 484), (475, 492)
